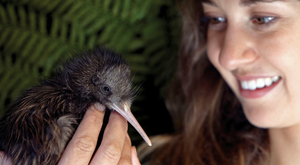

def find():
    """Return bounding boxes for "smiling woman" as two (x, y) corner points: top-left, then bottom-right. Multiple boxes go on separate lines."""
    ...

(204, 0), (300, 128)
(137, 0), (300, 164)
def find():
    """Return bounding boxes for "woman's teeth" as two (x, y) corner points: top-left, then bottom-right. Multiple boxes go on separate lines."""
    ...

(240, 76), (279, 90)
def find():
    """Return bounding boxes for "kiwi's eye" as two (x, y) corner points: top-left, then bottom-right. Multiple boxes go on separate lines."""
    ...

(103, 86), (110, 92)
(101, 85), (112, 95)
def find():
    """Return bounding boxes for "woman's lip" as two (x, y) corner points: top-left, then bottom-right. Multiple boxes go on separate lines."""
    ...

(238, 78), (281, 99)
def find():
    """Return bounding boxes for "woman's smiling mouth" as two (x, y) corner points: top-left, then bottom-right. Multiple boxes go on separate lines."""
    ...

(240, 76), (280, 90)
(238, 76), (281, 99)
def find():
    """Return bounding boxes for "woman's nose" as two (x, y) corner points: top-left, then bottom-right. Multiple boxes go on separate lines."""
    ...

(218, 26), (258, 71)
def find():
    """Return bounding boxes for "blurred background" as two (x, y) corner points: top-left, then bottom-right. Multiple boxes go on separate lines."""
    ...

(0, 0), (180, 146)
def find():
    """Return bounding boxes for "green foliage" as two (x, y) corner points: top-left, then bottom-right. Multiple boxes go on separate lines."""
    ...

(0, 0), (179, 145)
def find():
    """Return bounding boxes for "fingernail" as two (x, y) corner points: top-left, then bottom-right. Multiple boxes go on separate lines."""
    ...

(94, 103), (105, 112)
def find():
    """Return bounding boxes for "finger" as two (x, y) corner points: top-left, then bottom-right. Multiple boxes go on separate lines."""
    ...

(90, 111), (128, 165)
(118, 134), (132, 165)
(131, 146), (141, 165)
(58, 104), (105, 165)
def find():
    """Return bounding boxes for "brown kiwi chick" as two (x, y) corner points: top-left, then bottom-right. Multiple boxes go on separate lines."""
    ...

(0, 46), (151, 165)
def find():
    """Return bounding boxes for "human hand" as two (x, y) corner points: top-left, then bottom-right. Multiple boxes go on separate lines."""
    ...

(58, 104), (141, 165)
(0, 104), (141, 165)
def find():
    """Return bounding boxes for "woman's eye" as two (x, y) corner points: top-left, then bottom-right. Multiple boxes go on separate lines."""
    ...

(202, 16), (227, 31)
(203, 16), (226, 24)
(251, 16), (275, 25)
(212, 17), (226, 24)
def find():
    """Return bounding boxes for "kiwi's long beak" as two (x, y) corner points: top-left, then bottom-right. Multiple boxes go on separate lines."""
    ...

(108, 102), (152, 146)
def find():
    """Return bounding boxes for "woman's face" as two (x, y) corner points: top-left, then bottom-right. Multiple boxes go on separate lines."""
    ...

(204, 0), (300, 128)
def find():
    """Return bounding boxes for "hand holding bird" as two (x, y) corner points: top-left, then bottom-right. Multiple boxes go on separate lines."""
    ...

(0, 104), (141, 165)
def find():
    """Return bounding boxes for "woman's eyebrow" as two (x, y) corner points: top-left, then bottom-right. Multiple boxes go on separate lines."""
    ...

(240, 0), (286, 6)
(202, 0), (285, 7)
(202, 0), (217, 6)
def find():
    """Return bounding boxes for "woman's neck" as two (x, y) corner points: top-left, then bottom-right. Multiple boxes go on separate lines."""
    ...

(268, 125), (300, 165)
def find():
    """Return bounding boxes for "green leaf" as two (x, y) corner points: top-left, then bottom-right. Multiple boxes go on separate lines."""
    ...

(29, 10), (36, 31)
(0, 4), (7, 23)
(85, 15), (107, 35)
(121, 0), (131, 19)
(7, 4), (17, 25)
(18, 6), (27, 28)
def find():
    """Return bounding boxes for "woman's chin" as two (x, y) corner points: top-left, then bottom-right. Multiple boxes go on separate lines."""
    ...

(242, 106), (282, 129)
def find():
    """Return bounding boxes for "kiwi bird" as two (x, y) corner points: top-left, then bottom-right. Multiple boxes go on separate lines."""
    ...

(0, 46), (151, 165)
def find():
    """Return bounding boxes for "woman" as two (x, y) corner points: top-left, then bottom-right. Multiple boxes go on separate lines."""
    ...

(138, 0), (300, 164)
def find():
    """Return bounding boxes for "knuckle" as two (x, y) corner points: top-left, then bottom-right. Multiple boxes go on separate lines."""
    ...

(89, 112), (104, 126)
(116, 117), (128, 131)
(119, 161), (132, 165)
(111, 112), (128, 131)
(75, 135), (96, 152)
(119, 157), (132, 165)
(103, 143), (122, 162)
